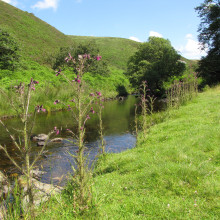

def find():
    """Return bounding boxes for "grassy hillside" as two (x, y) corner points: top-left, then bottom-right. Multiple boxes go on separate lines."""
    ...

(69, 36), (140, 70)
(0, 1), (73, 65)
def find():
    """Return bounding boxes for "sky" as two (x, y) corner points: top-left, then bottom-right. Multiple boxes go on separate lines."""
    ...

(2, 0), (207, 60)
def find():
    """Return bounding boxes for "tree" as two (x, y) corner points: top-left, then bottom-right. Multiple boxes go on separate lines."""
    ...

(53, 40), (109, 75)
(195, 0), (220, 85)
(127, 37), (186, 95)
(0, 28), (20, 70)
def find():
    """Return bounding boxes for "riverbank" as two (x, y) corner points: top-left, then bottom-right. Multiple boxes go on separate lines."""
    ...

(3, 86), (220, 219)
(91, 86), (220, 219)
(0, 67), (132, 118)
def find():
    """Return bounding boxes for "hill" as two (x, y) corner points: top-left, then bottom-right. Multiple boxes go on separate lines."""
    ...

(68, 36), (140, 70)
(0, 0), (73, 65)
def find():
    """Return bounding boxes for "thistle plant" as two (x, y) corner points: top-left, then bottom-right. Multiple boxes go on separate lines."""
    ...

(166, 73), (198, 109)
(138, 81), (157, 136)
(55, 53), (102, 210)
(0, 79), (52, 214)
(96, 93), (106, 154)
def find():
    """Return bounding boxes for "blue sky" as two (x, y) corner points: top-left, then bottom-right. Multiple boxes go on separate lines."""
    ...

(2, 0), (206, 59)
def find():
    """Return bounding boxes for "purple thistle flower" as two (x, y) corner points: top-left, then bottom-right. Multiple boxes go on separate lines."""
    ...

(36, 105), (46, 113)
(90, 93), (95, 97)
(96, 91), (102, 96)
(90, 107), (95, 114)
(54, 127), (59, 135)
(54, 100), (60, 105)
(56, 69), (61, 76)
(96, 56), (102, 61)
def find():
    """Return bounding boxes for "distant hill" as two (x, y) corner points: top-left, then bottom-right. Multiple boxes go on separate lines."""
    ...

(0, 1), (197, 71)
(68, 36), (140, 70)
(0, 1), (73, 65)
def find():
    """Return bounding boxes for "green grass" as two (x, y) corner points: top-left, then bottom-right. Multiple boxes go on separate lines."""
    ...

(91, 86), (220, 219)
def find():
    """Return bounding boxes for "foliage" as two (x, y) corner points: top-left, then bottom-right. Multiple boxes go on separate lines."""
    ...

(0, 28), (20, 70)
(53, 41), (109, 75)
(195, 0), (220, 85)
(127, 37), (186, 95)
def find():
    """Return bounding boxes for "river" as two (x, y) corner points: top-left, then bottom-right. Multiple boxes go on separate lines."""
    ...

(0, 95), (139, 185)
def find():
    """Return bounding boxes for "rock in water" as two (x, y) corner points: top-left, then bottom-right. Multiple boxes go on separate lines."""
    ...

(37, 141), (45, 146)
(32, 134), (49, 142)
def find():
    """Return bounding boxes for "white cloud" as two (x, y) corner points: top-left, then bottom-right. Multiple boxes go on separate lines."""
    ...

(129, 36), (142, 42)
(149, 31), (163, 38)
(1, 0), (18, 6)
(31, 0), (59, 11)
(177, 34), (207, 60)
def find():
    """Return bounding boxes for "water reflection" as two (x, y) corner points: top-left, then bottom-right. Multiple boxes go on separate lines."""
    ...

(0, 95), (138, 184)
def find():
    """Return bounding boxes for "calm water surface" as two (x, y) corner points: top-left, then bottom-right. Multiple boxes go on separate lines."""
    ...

(0, 96), (139, 185)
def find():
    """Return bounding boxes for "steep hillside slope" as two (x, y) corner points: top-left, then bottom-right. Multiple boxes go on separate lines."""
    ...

(0, 1), (73, 65)
(69, 36), (140, 70)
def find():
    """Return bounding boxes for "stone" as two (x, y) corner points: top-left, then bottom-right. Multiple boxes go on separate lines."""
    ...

(37, 141), (45, 146)
(18, 175), (63, 208)
(32, 134), (49, 142)
(50, 138), (63, 143)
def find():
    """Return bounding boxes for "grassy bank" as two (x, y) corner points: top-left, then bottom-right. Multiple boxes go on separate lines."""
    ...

(30, 86), (220, 219)
(92, 86), (220, 219)
(0, 65), (131, 117)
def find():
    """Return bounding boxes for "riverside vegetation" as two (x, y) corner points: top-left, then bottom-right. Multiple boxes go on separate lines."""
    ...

(2, 78), (218, 219)
(0, 0), (219, 219)
(1, 58), (219, 218)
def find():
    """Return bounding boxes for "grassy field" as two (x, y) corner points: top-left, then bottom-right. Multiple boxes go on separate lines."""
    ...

(31, 86), (220, 219)
(91, 86), (220, 219)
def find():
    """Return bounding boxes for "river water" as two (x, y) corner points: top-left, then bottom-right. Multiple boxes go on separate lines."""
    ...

(0, 95), (139, 185)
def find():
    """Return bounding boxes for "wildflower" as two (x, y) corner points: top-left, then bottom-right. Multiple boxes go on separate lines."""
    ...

(70, 98), (75, 102)
(54, 100), (60, 105)
(56, 69), (61, 76)
(36, 105), (46, 113)
(96, 91), (101, 96)
(67, 105), (71, 111)
(90, 107), (95, 114)
(96, 55), (102, 61)
(54, 127), (59, 135)
(86, 115), (90, 120)
(74, 75), (81, 84)
(90, 93), (95, 97)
